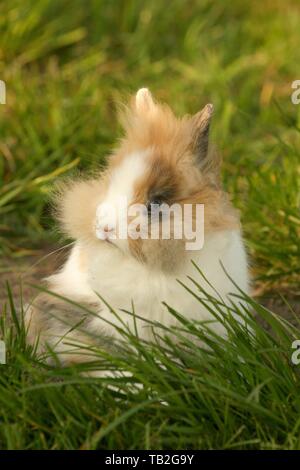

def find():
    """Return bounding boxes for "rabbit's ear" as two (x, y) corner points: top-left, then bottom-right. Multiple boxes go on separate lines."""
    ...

(135, 88), (155, 113)
(191, 103), (214, 164)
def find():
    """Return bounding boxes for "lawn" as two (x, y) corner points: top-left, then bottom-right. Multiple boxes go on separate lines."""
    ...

(0, 0), (300, 450)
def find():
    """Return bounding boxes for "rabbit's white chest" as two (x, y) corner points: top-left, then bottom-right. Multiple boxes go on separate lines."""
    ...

(87, 245), (183, 331)
(52, 229), (249, 341)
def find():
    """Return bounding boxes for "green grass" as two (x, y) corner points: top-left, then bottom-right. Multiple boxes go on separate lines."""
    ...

(0, 0), (300, 450)
(1, 279), (300, 449)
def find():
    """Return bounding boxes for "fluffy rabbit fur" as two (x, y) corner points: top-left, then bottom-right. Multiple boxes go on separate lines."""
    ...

(25, 88), (249, 364)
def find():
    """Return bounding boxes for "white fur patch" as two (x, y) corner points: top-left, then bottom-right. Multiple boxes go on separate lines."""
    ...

(95, 150), (151, 249)
(108, 150), (150, 202)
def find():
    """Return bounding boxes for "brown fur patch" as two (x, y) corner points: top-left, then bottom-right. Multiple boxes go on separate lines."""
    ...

(114, 96), (238, 267)
(25, 292), (114, 364)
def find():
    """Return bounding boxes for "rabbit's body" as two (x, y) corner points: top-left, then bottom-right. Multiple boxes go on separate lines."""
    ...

(26, 88), (250, 362)
(48, 229), (248, 341)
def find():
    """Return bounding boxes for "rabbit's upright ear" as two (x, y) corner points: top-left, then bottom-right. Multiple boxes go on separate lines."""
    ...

(191, 103), (214, 165)
(135, 88), (155, 113)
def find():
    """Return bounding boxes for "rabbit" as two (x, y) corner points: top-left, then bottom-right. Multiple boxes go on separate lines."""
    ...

(25, 88), (250, 365)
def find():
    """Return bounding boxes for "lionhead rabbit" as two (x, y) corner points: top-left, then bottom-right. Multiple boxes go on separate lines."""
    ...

(25, 88), (249, 364)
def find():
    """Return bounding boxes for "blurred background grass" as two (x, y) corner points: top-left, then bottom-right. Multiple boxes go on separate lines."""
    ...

(0, 0), (299, 293)
(0, 0), (300, 451)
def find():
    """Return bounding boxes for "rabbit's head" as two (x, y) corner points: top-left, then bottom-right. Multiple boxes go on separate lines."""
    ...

(57, 88), (238, 272)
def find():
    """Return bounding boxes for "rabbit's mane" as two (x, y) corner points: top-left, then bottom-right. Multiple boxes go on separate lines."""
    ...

(54, 92), (239, 256)
(118, 98), (193, 160)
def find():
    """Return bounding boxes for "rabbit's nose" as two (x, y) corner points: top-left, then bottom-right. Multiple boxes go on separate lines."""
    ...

(103, 225), (114, 233)
(101, 224), (115, 237)
(96, 223), (116, 241)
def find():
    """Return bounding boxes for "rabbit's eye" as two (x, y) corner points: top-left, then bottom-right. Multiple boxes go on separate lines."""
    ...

(146, 197), (164, 214)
